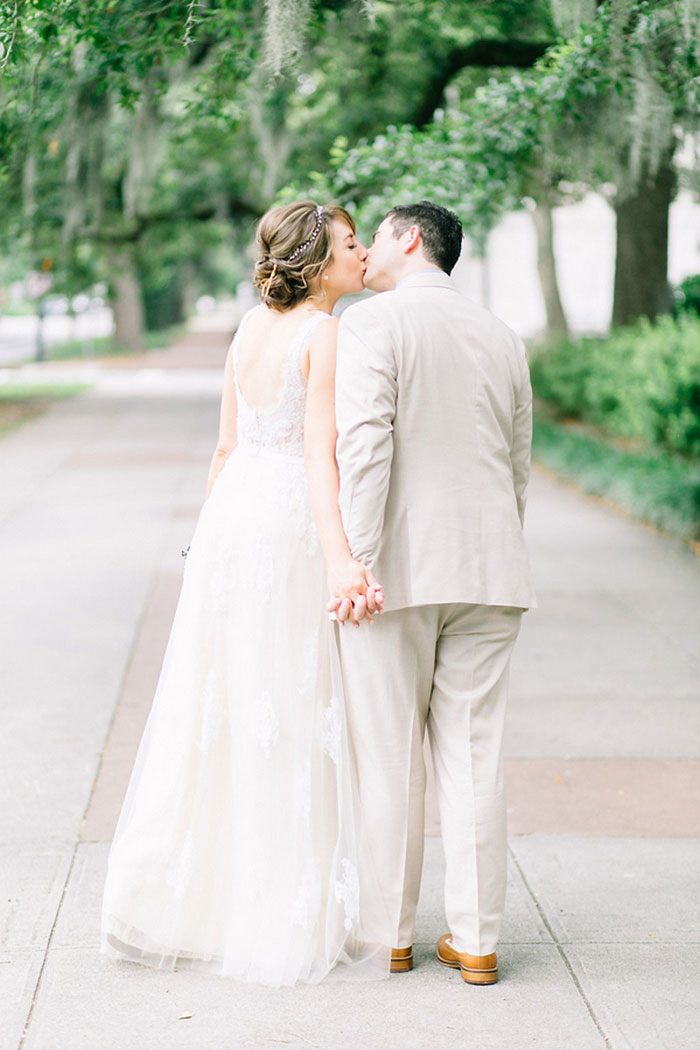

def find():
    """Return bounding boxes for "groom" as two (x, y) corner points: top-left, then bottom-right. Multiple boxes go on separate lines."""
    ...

(332, 200), (536, 984)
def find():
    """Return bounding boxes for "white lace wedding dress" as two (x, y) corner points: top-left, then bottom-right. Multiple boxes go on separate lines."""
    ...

(101, 310), (389, 985)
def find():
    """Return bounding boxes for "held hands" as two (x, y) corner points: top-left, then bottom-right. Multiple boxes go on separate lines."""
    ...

(326, 556), (384, 627)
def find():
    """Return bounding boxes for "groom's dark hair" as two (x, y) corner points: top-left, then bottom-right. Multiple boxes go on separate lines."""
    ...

(386, 200), (463, 274)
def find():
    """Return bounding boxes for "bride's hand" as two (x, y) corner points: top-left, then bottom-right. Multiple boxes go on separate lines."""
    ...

(327, 558), (383, 626)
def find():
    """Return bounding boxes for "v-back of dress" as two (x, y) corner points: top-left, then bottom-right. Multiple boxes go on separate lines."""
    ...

(233, 309), (329, 457)
(101, 306), (389, 986)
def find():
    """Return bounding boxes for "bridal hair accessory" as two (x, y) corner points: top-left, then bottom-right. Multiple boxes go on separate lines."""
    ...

(261, 263), (278, 299)
(286, 206), (324, 262)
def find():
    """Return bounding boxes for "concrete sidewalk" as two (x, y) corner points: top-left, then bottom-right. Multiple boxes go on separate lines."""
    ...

(1, 341), (699, 1050)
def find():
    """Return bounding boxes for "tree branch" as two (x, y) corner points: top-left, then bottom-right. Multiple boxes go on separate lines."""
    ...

(92, 196), (260, 244)
(411, 38), (552, 127)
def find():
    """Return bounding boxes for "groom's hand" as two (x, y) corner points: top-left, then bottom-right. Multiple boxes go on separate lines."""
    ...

(327, 558), (384, 626)
(328, 592), (384, 626)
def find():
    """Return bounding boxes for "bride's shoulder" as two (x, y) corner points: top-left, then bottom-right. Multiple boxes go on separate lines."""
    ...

(238, 303), (266, 330)
(307, 312), (339, 348)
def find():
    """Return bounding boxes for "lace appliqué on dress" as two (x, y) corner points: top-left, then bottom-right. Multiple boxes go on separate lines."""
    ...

(320, 695), (342, 766)
(208, 542), (234, 615)
(232, 311), (327, 558)
(233, 311), (329, 459)
(291, 858), (322, 930)
(334, 858), (360, 932)
(273, 469), (319, 557)
(235, 351), (306, 456)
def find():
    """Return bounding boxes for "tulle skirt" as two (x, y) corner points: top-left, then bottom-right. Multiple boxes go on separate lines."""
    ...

(101, 445), (389, 985)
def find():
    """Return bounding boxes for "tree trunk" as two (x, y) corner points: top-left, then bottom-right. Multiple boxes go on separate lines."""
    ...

(531, 198), (569, 337)
(180, 260), (198, 318)
(612, 153), (675, 327)
(110, 248), (145, 350)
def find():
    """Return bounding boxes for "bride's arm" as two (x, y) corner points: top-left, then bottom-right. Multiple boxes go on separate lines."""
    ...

(205, 345), (238, 498)
(304, 318), (381, 622)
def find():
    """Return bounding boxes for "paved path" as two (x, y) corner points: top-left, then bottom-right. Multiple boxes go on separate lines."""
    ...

(1, 335), (699, 1050)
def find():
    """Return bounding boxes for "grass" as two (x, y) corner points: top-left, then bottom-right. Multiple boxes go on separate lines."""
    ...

(532, 415), (700, 544)
(0, 383), (90, 438)
(40, 335), (113, 360)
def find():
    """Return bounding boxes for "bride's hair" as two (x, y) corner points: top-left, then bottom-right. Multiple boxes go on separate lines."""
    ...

(253, 201), (355, 312)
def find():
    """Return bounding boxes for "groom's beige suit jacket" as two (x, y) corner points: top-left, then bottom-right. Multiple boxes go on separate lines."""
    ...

(335, 270), (536, 613)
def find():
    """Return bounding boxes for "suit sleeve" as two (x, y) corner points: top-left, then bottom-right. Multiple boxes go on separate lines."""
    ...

(335, 304), (398, 567)
(510, 338), (533, 527)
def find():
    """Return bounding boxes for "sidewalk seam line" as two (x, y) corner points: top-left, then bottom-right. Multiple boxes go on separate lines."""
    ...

(16, 843), (81, 1050)
(509, 845), (613, 1048)
(607, 589), (700, 673)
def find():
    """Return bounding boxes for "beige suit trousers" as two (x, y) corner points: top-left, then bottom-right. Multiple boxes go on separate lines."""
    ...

(337, 603), (522, 955)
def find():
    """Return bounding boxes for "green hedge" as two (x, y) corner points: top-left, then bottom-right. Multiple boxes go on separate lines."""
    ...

(675, 273), (700, 317)
(529, 314), (700, 459)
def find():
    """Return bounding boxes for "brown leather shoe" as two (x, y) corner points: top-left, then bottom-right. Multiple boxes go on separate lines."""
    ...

(390, 946), (413, 973)
(436, 934), (498, 985)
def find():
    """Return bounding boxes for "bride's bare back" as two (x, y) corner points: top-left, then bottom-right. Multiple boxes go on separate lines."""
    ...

(205, 304), (331, 497)
(232, 306), (330, 459)
(235, 304), (325, 409)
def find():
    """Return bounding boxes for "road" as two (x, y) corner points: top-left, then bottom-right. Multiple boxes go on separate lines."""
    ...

(0, 309), (114, 366)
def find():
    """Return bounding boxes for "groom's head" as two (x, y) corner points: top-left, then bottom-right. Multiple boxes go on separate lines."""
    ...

(363, 200), (463, 291)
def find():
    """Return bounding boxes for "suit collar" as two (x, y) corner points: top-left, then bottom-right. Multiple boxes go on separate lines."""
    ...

(394, 269), (456, 292)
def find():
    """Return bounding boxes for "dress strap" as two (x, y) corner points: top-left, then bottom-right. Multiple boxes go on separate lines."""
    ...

(292, 311), (334, 357)
(233, 307), (333, 388)
(290, 311), (335, 382)
(300, 310), (333, 336)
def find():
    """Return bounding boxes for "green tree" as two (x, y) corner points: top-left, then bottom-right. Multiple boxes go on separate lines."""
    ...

(310, 1), (700, 332)
(1, 2), (263, 345)
(1, 0), (559, 345)
(538, 0), (700, 325)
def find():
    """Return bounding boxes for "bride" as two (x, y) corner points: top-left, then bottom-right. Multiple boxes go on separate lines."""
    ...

(101, 201), (389, 986)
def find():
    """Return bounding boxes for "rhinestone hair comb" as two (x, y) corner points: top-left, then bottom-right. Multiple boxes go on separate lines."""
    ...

(286, 206), (324, 262)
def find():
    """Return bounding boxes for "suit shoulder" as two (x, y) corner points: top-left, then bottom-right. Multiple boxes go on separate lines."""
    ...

(457, 296), (526, 354)
(340, 293), (393, 326)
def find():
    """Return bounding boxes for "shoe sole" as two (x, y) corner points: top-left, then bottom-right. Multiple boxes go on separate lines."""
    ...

(435, 948), (498, 985)
(390, 957), (413, 973)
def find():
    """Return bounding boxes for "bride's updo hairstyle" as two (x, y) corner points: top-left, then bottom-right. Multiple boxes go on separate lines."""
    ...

(253, 200), (355, 312)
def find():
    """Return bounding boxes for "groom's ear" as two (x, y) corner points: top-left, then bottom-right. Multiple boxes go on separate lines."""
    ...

(402, 224), (421, 254)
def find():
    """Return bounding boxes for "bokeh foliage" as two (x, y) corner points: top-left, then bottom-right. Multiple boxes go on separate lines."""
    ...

(0, 1), (698, 339)
(530, 313), (700, 458)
